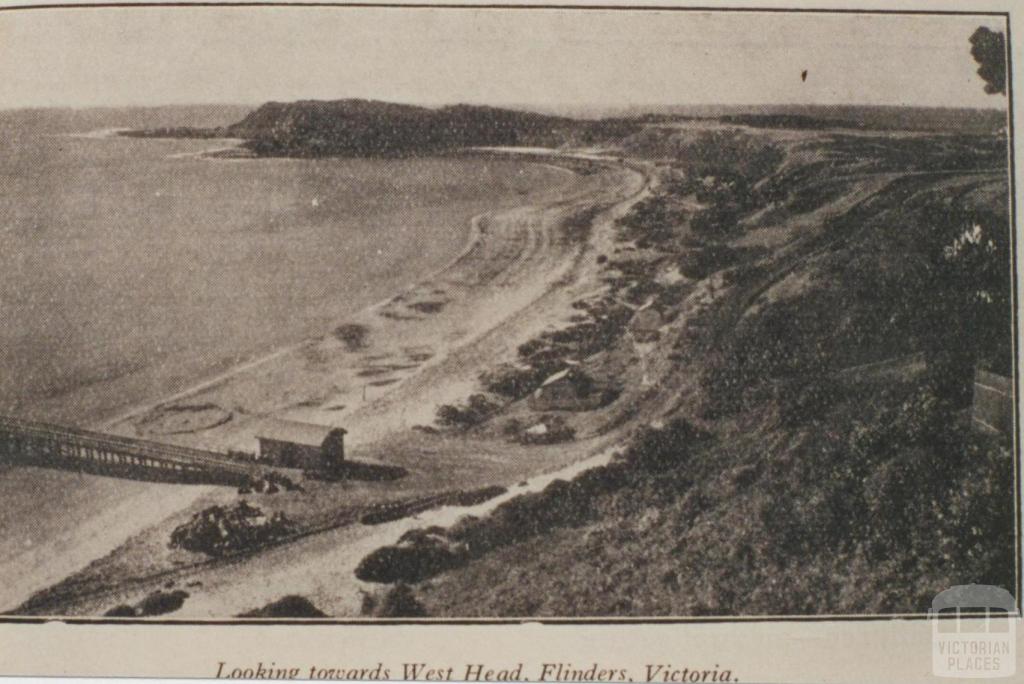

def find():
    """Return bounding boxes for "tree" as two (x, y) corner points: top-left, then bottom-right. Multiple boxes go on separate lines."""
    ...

(376, 584), (427, 617)
(969, 27), (1007, 96)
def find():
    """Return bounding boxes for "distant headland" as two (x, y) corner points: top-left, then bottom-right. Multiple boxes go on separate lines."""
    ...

(119, 99), (1008, 159)
(118, 99), (645, 157)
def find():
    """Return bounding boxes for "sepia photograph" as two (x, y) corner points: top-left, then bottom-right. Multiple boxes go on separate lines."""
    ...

(0, 2), (1017, 623)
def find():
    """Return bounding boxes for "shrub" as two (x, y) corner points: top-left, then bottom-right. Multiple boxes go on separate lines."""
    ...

(776, 374), (840, 427)
(104, 604), (137, 617)
(677, 131), (784, 185)
(355, 536), (466, 584)
(245, 471), (302, 494)
(333, 323), (369, 351)
(847, 384), (961, 465)
(519, 416), (577, 445)
(701, 301), (837, 418)
(359, 591), (377, 616)
(562, 204), (605, 242)
(169, 502), (294, 557)
(375, 584), (427, 618)
(480, 364), (546, 400)
(721, 261), (770, 287)
(138, 590), (189, 616)
(435, 394), (501, 430)
(357, 458), (634, 580)
(238, 595), (327, 618)
(690, 204), (742, 239)
(511, 300), (633, 381)
(617, 418), (710, 472)
(677, 245), (739, 280)
(502, 418), (524, 437)
(445, 471), (628, 557)
(937, 439), (1015, 585)
(617, 196), (687, 247)
(452, 485), (508, 507)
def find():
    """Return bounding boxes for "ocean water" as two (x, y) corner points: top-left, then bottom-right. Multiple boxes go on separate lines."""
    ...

(0, 112), (572, 425)
(0, 109), (575, 610)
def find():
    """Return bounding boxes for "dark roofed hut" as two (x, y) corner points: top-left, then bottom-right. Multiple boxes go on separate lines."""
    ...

(528, 367), (612, 412)
(255, 419), (346, 472)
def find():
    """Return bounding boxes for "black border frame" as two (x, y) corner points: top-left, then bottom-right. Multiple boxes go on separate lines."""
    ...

(0, 1), (1017, 627)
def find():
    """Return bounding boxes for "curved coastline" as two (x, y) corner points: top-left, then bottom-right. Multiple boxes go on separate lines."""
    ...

(97, 158), (578, 434)
(97, 209), (491, 433)
(0, 153), (581, 613)
(14, 153), (649, 617)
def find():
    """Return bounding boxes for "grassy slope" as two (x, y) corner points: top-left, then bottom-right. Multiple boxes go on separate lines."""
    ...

(371, 125), (1016, 617)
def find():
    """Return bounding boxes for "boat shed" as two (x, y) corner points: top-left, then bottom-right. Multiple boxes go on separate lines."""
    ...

(255, 419), (346, 471)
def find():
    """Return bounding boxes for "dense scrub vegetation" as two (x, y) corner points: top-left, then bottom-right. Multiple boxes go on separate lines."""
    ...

(703, 178), (1012, 421)
(356, 418), (709, 589)
(382, 127), (1016, 616)
(410, 385), (1012, 616)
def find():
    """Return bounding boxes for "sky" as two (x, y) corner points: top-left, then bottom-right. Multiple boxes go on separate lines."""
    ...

(0, 7), (1008, 110)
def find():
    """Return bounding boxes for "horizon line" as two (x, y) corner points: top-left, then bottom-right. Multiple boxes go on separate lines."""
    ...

(0, 99), (1010, 114)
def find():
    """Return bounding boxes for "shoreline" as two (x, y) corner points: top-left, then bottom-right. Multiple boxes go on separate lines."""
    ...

(0, 150), (584, 613)
(14, 150), (652, 617)
(97, 158), (579, 436)
(4, 146), (567, 430)
(101, 152), (628, 452)
(96, 210), (489, 432)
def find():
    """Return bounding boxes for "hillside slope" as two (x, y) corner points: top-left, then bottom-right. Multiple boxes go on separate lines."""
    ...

(355, 124), (1015, 616)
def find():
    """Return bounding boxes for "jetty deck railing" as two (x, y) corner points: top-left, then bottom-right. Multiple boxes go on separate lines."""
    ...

(0, 415), (254, 486)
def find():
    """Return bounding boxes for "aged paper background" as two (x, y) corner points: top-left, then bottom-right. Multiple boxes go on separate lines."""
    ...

(0, 0), (1021, 681)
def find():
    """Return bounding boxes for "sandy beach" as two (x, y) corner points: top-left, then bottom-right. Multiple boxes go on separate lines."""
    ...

(100, 155), (633, 452)
(9, 150), (652, 617)
(0, 125), (586, 614)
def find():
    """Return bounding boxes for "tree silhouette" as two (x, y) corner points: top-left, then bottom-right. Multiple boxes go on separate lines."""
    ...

(969, 26), (1007, 95)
